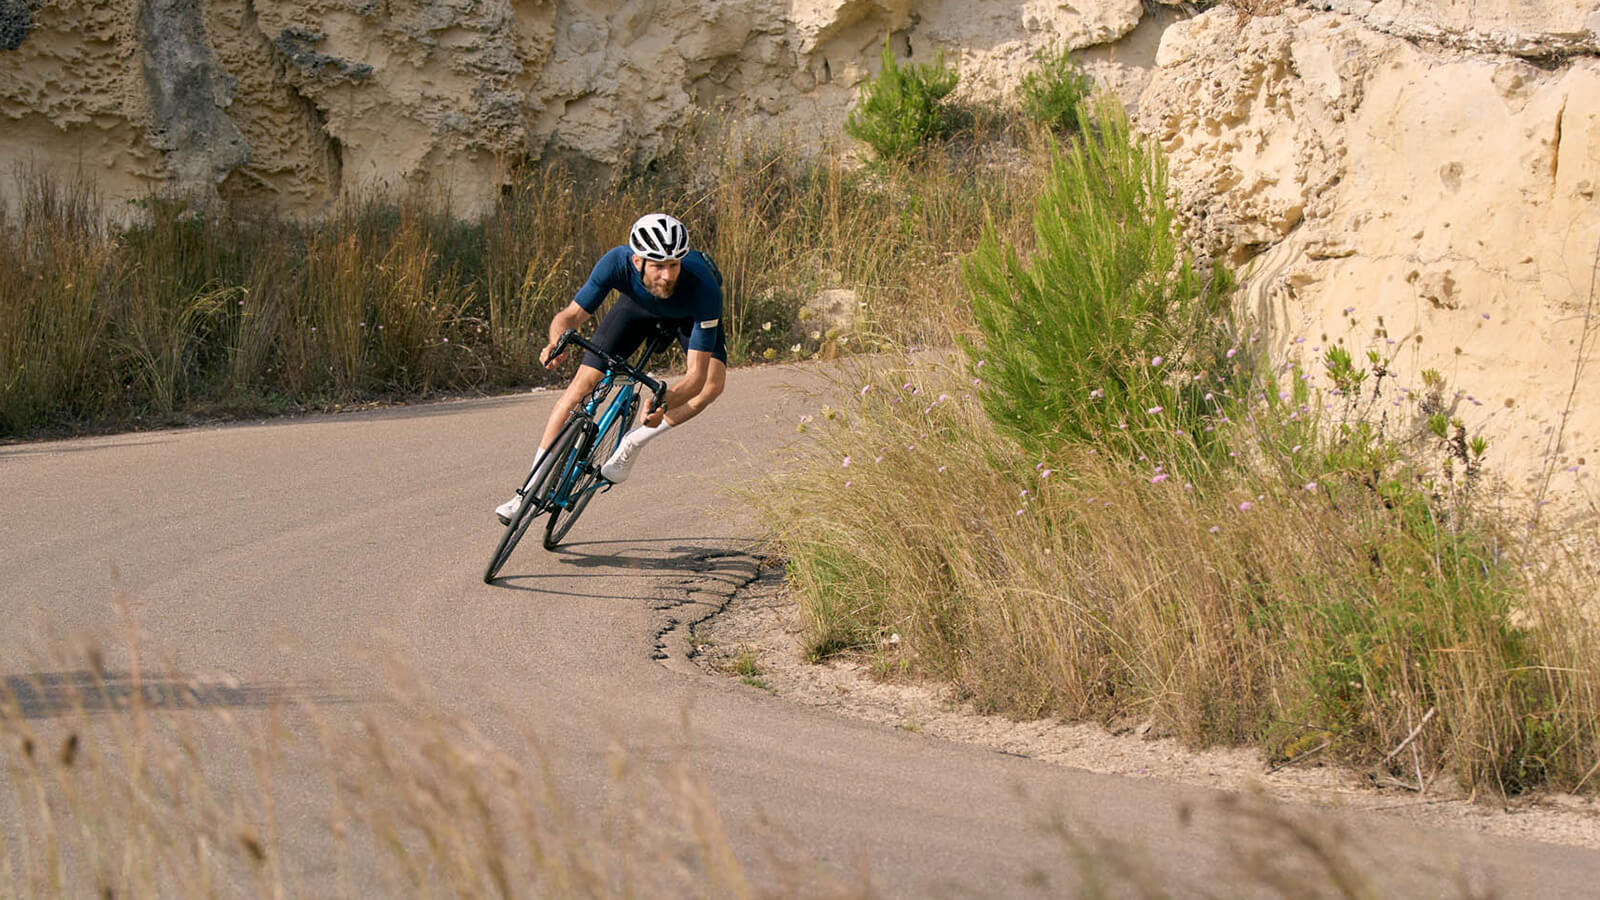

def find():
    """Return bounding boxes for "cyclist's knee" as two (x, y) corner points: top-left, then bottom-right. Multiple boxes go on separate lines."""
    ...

(561, 365), (604, 398)
(701, 376), (724, 404)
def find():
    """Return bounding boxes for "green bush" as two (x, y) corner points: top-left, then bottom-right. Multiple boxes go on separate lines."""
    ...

(844, 41), (959, 162)
(1017, 44), (1096, 133)
(961, 96), (1238, 469)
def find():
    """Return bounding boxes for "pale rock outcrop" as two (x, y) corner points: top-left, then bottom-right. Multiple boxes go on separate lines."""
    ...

(1320, 0), (1600, 57)
(1141, 7), (1600, 518)
(0, 0), (1165, 217)
(3, 0), (1598, 521)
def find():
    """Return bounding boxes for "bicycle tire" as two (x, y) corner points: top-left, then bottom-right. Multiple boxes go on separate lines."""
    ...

(483, 418), (589, 581)
(528, 416), (591, 509)
(483, 486), (542, 583)
(539, 416), (600, 550)
(544, 390), (638, 549)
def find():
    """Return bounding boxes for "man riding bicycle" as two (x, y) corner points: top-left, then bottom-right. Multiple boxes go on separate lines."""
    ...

(495, 213), (726, 524)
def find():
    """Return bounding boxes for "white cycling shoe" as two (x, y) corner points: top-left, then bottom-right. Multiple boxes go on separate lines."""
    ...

(496, 454), (554, 524)
(600, 440), (642, 483)
(495, 494), (523, 525)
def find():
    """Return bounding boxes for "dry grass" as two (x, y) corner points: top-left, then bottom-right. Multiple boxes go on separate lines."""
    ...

(0, 638), (872, 898)
(0, 119), (1046, 439)
(759, 347), (1600, 795)
(0, 623), (1527, 898)
(752, 97), (1599, 798)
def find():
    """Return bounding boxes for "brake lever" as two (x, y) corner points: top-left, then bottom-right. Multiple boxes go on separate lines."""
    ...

(544, 328), (579, 367)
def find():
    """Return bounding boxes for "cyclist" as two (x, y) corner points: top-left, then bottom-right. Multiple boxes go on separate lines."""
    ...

(495, 213), (726, 524)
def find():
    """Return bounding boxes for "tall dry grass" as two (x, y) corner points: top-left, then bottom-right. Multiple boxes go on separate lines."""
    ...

(1, 118), (1044, 438)
(764, 351), (1600, 794)
(1, 632), (1523, 897)
(757, 98), (1600, 796)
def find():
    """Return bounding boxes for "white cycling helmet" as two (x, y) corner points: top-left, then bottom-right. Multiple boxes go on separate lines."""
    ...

(628, 213), (691, 261)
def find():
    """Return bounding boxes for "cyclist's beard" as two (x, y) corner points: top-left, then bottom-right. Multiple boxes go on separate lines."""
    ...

(644, 275), (677, 299)
(635, 260), (678, 299)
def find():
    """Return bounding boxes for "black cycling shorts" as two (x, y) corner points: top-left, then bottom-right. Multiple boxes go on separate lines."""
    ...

(580, 295), (728, 370)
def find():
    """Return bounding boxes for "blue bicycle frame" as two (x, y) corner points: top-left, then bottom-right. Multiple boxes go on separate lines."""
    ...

(539, 328), (671, 517)
(484, 326), (674, 577)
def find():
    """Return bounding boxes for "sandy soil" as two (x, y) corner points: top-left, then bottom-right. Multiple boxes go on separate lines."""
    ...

(690, 561), (1600, 853)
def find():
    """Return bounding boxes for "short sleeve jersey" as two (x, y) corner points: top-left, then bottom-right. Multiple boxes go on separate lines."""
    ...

(572, 247), (723, 354)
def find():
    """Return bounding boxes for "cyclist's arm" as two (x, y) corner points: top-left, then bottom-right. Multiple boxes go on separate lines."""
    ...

(542, 302), (592, 368)
(645, 348), (716, 425)
(669, 349), (714, 400)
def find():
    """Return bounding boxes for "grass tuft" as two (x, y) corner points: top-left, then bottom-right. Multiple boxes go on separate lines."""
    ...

(756, 98), (1600, 796)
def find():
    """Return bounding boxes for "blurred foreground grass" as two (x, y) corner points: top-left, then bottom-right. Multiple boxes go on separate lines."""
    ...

(2, 632), (1525, 899)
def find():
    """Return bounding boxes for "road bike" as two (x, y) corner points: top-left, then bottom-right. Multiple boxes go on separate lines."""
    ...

(484, 327), (671, 582)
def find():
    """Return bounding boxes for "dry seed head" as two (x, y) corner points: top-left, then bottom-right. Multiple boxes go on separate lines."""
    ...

(60, 733), (79, 767)
(238, 829), (267, 864)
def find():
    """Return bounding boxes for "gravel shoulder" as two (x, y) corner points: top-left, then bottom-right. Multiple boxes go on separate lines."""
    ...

(691, 562), (1600, 853)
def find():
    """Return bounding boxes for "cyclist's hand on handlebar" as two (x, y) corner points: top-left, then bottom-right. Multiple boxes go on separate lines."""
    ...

(540, 343), (564, 369)
(643, 404), (667, 427)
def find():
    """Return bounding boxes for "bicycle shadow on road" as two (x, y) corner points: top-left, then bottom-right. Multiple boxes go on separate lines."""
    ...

(488, 537), (765, 605)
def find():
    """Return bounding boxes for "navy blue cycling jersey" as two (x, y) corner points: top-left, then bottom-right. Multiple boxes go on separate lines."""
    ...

(573, 246), (723, 354)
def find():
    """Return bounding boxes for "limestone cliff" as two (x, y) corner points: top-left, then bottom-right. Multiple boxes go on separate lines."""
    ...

(1142, 6), (1598, 517)
(0, 0), (1167, 217)
(1, 0), (1597, 513)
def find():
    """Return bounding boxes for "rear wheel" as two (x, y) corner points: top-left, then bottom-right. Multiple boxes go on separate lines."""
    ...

(544, 391), (637, 549)
(483, 417), (589, 581)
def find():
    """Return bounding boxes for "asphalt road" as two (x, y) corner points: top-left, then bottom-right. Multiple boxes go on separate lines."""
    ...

(4, 361), (1599, 897)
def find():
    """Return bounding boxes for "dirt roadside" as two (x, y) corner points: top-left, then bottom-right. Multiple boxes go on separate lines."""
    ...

(690, 561), (1600, 853)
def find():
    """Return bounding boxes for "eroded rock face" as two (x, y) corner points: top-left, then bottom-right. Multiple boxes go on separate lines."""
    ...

(1, 1), (1597, 514)
(1320, 0), (1600, 57)
(1142, 6), (1600, 514)
(0, 0), (1162, 217)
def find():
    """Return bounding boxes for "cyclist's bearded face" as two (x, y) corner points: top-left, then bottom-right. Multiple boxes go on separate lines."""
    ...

(634, 257), (681, 299)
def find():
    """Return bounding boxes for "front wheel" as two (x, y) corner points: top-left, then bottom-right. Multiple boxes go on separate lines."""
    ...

(544, 391), (637, 549)
(484, 417), (589, 581)
(539, 416), (600, 550)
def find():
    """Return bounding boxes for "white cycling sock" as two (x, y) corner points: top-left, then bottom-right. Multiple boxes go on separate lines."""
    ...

(622, 420), (672, 451)
(520, 447), (549, 493)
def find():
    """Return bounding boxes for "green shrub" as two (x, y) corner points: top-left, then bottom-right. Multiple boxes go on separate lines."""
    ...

(1017, 44), (1096, 133)
(961, 96), (1238, 470)
(844, 41), (959, 162)
(758, 87), (1600, 794)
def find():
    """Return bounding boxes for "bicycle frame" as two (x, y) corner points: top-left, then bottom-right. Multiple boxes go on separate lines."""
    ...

(542, 372), (634, 512)
(540, 328), (673, 513)
(484, 326), (674, 579)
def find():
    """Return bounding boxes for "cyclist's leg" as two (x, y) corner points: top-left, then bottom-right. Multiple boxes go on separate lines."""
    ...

(539, 297), (657, 451)
(601, 328), (726, 482)
(537, 364), (603, 456)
